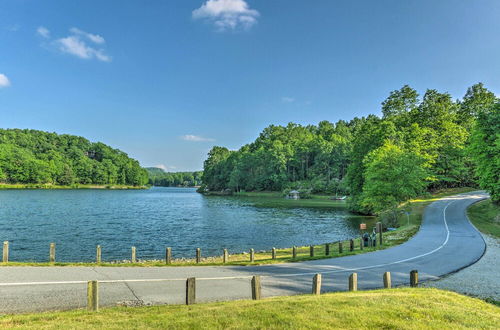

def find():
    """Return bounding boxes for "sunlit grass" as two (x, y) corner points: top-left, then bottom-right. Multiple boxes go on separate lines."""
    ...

(0, 288), (498, 329)
(467, 199), (500, 238)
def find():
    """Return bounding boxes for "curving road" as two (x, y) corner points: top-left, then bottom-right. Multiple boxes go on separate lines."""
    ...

(0, 191), (488, 313)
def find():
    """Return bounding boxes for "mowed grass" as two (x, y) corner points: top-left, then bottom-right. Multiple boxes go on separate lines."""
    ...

(230, 191), (348, 208)
(467, 199), (500, 238)
(1, 288), (498, 329)
(0, 187), (474, 268)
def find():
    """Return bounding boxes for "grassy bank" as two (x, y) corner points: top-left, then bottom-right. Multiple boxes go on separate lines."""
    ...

(467, 199), (500, 238)
(229, 191), (346, 208)
(0, 226), (414, 267)
(1, 288), (498, 329)
(0, 183), (148, 190)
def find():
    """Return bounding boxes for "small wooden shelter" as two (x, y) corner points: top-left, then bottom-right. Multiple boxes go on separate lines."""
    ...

(288, 190), (300, 200)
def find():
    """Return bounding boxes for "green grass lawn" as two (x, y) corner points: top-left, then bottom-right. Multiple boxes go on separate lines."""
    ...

(1, 288), (498, 329)
(229, 191), (347, 208)
(467, 199), (500, 238)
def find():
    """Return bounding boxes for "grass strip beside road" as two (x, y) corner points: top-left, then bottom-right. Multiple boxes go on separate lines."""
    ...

(1, 288), (498, 329)
(467, 199), (500, 238)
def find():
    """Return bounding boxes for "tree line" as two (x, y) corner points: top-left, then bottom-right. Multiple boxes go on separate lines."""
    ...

(146, 167), (203, 187)
(201, 83), (499, 217)
(0, 129), (148, 186)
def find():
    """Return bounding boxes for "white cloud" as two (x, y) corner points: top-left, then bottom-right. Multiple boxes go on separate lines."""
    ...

(37, 26), (111, 62)
(181, 134), (215, 142)
(37, 26), (50, 38)
(281, 96), (295, 103)
(56, 35), (111, 61)
(192, 0), (260, 31)
(0, 74), (10, 88)
(69, 27), (105, 44)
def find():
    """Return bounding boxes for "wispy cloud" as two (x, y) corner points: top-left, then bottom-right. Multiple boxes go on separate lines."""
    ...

(56, 35), (111, 61)
(0, 74), (11, 88)
(6, 24), (20, 32)
(154, 164), (177, 171)
(281, 96), (295, 103)
(181, 134), (215, 142)
(37, 26), (111, 62)
(37, 26), (50, 38)
(192, 0), (260, 31)
(69, 27), (105, 44)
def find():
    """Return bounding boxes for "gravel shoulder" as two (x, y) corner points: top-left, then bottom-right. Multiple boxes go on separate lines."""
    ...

(424, 234), (499, 302)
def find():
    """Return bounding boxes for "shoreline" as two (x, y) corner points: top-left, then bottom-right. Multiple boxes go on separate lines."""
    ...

(0, 187), (476, 267)
(0, 183), (148, 190)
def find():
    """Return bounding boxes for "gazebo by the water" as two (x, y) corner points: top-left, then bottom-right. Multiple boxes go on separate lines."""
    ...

(288, 190), (300, 200)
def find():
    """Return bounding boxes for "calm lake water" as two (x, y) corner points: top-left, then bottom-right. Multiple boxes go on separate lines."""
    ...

(0, 187), (369, 262)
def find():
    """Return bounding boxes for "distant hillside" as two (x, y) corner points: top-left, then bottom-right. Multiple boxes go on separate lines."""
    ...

(145, 167), (202, 187)
(0, 129), (148, 186)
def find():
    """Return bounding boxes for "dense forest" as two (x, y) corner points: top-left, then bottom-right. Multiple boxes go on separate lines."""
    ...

(146, 167), (203, 187)
(201, 83), (499, 217)
(0, 129), (148, 186)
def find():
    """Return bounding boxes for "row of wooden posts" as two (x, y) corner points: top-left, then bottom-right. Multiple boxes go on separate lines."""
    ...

(2, 224), (383, 263)
(86, 269), (419, 312)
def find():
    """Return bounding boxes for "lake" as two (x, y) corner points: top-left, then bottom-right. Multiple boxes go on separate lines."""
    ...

(0, 187), (370, 262)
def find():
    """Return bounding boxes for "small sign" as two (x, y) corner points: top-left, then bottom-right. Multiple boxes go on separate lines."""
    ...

(360, 223), (366, 230)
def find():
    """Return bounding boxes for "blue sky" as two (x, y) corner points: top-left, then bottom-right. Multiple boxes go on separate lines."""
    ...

(1, 0), (499, 171)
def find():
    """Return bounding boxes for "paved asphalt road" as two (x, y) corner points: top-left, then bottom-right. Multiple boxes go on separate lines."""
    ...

(0, 191), (488, 313)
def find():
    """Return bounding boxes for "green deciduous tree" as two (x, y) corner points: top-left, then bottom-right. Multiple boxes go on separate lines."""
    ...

(360, 142), (427, 223)
(0, 129), (147, 186)
(469, 104), (500, 203)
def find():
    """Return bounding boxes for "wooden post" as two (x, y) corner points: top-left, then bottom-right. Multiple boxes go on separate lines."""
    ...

(410, 270), (418, 287)
(3, 241), (9, 263)
(250, 248), (255, 262)
(272, 247), (276, 260)
(131, 246), (136, 263)
(349, 273), (358, 291)
(196, 248), (201, 263)
(310, 245), (314, 257)
(350, 239), (354, 252)
(360, 237), (363, 250)
(339, 242), (343, 254)
(292, 246), (297, 259)
(87, 280), (99, 311)
(49, 243), (56, 263)
(325, 243), (330, 256)
(383, 272), (391, 289)
(251, 275), (261, 300)
(223, 248), (228, 263)
(166, 247), (172, 265)
(186, 277), (196, 305)
(377, 222), (383, 245)
(96, 245), (101, 264)
(312, 274), (322, 295)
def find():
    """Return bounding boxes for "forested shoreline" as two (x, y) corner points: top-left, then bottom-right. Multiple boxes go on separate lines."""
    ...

(146, 167), (202, 187)
(0, 129), (148, 187)
(201, 83), (499, 218)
